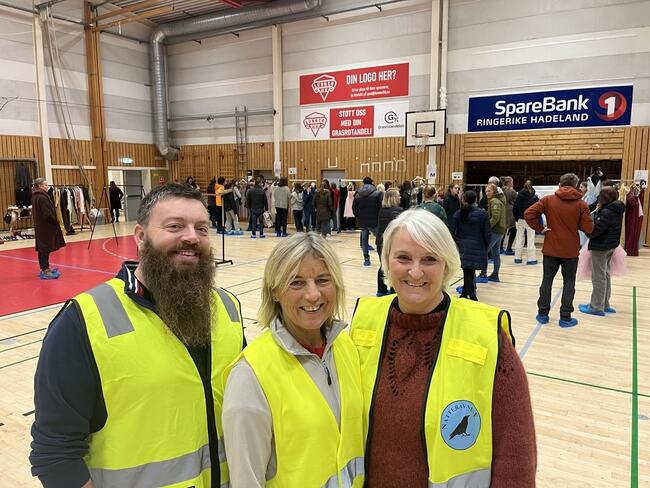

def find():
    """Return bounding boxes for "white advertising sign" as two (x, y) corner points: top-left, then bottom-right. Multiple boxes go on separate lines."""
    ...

(300, 101), (409, 141)
(452, 172), (463, 180)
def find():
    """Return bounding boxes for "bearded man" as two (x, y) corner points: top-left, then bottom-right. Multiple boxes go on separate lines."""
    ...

(30, 184), (245, 488)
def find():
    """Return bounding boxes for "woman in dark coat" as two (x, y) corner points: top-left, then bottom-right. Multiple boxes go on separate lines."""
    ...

(315, 180), (333, 237)
(32, 178), (65, 279)
(375, 188), (403, 296)
(442, 183), (461, 223)
(449, 190), (491, 301)
(580, 187), (625, 316)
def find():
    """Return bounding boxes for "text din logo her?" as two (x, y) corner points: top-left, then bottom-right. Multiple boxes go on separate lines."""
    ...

(312, 75), (337, 102)
(303, 112), (328, 137)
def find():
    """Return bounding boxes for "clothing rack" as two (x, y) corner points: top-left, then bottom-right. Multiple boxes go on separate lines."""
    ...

(49, 184), (90, 233)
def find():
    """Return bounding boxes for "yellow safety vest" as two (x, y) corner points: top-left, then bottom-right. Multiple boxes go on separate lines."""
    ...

(74, 278), (243, 488)
(349, 295), (514, 487)
(228, 329), (365, 487)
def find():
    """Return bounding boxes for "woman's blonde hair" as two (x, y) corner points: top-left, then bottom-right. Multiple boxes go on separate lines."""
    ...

(381, 209), (460, 289)
(486, 183), (499, 197)
(382, 187), (401, 208)
(258, 232), (346, 328)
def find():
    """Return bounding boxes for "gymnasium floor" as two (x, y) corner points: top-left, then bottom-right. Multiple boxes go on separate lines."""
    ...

(0, 222), (648, 487)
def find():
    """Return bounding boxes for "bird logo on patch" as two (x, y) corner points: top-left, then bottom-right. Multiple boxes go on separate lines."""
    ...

(440, 400), (481, 450)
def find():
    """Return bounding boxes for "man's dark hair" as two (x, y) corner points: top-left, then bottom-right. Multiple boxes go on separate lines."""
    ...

(279, 176), (288, 187)
(137, 183), (205, 226)
(217, 177), (225, 185)
(559, 173), (579, 188)
(363, 176), (373, 185)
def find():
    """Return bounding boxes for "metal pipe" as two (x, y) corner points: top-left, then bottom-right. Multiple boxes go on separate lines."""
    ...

(150, 0), (321, 160)
(169, 108), (276, 122)
(0, 1), (86, 26)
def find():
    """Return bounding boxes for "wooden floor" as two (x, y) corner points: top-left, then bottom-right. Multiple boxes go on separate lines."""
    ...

(1, 223), (648, 487)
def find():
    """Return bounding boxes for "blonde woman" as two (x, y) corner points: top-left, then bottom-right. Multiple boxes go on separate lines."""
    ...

(222, 233), (364, 487)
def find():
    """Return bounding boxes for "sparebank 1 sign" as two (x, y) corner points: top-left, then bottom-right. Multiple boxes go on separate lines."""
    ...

(468, 85), (633, 132)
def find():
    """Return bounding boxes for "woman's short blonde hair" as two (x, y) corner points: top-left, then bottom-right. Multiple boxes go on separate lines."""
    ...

(258, 232), (346, 328)
(381, 208), (460, 288)
(382, 187), (401, 208)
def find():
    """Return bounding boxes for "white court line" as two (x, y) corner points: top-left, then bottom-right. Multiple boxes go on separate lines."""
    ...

(0, 303), (65, 321)
(519, 287), (563, 359)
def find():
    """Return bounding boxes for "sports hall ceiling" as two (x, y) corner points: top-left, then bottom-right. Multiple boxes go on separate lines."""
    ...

(91, 0), (275, 26)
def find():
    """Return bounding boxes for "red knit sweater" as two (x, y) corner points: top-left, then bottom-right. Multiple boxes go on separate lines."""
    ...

(366, 296), (537, 487)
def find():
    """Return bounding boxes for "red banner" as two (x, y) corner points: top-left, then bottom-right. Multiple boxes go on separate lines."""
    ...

(300, 62), (409, 105)
(330, 105), (374, 138)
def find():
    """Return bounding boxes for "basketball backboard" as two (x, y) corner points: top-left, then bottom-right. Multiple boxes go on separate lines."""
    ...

(405, 109), (446, 147)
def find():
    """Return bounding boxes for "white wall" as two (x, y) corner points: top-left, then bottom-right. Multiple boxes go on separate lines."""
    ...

(166, 0), (432, 145)
(446, 0), (650, 133)
(0, 1), (153, 144)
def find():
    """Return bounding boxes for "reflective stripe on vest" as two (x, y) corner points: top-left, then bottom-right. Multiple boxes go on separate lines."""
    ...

(89, 444), (211, 488)
(428, 468), (491, 487)
(228, 330), (365, 487)
(77, 278), (243, 488)
(322, 456), (365, 488)
(350, 295), (512, 486)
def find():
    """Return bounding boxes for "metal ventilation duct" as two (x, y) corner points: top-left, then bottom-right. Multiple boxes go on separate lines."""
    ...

(150, 0), (321, 160)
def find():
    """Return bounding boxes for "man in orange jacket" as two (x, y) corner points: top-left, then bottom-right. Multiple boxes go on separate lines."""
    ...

(525, 173), (594, 328)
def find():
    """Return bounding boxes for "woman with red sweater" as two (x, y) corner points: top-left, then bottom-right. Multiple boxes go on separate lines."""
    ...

(350, 209), (536, 487)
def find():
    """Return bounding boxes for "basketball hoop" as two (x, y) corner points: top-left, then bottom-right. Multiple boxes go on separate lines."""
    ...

(414, 134), (429, 153)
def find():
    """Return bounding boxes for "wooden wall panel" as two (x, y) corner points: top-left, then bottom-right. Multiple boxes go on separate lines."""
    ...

(49, 138), (93, 165)
(436, 134), (464, 190)
(621, 126), (650, 246)
(105, 141), (165, 168)
(463, 128), (625, 161)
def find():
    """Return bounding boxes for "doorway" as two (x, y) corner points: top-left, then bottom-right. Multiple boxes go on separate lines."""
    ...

(123, 170), (143, 222)
(321, 170), (346, 187)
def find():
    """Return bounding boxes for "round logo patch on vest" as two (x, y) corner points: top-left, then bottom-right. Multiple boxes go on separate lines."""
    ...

(440, 400), (481, 450)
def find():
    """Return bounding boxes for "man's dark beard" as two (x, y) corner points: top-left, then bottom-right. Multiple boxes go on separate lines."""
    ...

(139, 238), (216, 347)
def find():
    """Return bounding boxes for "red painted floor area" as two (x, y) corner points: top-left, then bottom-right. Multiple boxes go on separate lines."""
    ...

(0, 236), (138, 317)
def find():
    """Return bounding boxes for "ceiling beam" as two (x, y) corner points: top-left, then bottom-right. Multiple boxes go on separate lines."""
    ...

(93, 5), (173, 31)
(221, 0), (243, 7)
(93, 0), (167, 22)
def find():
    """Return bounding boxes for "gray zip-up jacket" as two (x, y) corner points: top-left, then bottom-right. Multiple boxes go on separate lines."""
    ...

(222, 317), (348, 488)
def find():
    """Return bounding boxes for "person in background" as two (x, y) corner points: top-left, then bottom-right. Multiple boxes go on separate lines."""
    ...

(501, 176), (517, 255)
(442, 183), (461, 223)
(274, 177), (291, 237)
(330, 182), (340, 233)
(206, 177), (217, 228)
(513, 180), (539, 265)
(342, 182), (356, 231)
(417, 185), (447, 224)
(302, 182), (315, 232)
(399, 180), (413, 210)
(376, 183), (385, 193)
(108, 181), (124, 223)
(525, 173), (594, 328)
(215, 177), (226, 234)
(353, 176), (383, 267)
(580, 187), (625, 316)
(349, 209), (536, 487)
(478, 183), (506, 283)
(223, 232), (364, 487)
(375, 188), (403, 297)
(449, 190), (491, 301)
(185, 176), (198, 189)
(31, 178), (65, 280)
(315, 179), (333, 238)
(247, 177), (268, 239)
(291, 182), (304, 232)
(223, 182), (244, 235)
(30, 183), (245, 488)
